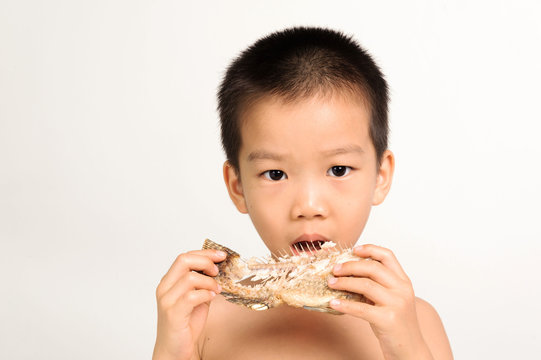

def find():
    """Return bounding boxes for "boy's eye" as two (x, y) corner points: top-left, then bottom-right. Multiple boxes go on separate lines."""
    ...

(327, 166), (352, 177)
(263, 170), (287, 181)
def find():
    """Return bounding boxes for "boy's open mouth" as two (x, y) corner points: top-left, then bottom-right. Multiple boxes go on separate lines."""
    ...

(291, 240), (325, 252)
(290, 234), (329, 254)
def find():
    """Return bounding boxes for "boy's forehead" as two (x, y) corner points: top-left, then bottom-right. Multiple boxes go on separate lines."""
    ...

(238, 92), (374, 158)
(239, 91), (371, 131)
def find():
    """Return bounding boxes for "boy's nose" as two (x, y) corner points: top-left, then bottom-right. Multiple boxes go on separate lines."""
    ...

(290, 183), (328, 220)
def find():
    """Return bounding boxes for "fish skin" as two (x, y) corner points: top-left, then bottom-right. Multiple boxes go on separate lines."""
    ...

(202, 239), (372, 315)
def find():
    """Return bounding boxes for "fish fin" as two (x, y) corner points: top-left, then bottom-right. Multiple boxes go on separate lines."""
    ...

(202, 239), (240, 258)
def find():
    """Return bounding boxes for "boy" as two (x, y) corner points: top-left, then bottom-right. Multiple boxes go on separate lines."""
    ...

(153, 27), (453, 359)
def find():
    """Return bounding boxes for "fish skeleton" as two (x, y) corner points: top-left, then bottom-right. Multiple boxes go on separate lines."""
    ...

(202, 239), (372, 315)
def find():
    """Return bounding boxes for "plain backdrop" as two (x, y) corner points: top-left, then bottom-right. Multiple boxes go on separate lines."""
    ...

(1, 0), (540, 359)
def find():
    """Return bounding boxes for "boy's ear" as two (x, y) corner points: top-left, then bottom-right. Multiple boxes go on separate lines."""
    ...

(372, 150), (395, 205)
(223, 161), (248, 214)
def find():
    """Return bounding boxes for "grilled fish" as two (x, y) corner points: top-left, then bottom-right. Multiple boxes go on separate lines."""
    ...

(202, 239), (371, 315)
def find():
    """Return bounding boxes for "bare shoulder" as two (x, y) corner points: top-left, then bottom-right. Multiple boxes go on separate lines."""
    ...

(205, 293), (233, 321)
(198, 295), (235, 342)
(197, 295), (255, 359)
(203, 294), (253, 330)
(415, 297), (454, 359)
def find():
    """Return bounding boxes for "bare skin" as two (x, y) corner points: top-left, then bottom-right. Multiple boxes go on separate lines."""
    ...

(153, 249), (452, 360)
(153, 93), (453, 359)
(200, 294), (450, 360)
(152, 249), (225, 360)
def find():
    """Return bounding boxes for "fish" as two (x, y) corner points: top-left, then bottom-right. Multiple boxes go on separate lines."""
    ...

(202, 239), (372, 315)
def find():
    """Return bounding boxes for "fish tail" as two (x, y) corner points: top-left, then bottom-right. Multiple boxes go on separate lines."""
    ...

(202, 239), (240, 258)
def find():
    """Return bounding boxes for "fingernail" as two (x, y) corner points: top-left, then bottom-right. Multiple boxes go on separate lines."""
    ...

(214, 265), (219, 273)
(216, 250), (226, 258)
(354, 245), (364, 252)
(210, 291), (216, 297)
(217, 284), (222, 293)
(328, 276), (337, 285)
(330, 299), (340, 307)
(333, 264), (342, 273)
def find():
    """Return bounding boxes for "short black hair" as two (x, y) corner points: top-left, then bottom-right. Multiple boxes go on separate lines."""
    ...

(218, 26), (389, 171)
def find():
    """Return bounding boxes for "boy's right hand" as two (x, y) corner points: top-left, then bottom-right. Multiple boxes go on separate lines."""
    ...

(152, 249), (226, 360)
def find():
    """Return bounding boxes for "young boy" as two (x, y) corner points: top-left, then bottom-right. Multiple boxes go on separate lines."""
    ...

(153, 27), (453, 360)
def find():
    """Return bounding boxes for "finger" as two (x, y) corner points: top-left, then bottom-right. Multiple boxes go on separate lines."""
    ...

(333, 258), (399, 289)
(329, 298), (379, 323)
(159, 250), (226, 293)
(161, 271), (221, 306)
(328, 276), (390, 305)
(167, 249), (226, 278)
(354, 244), (409, 281)
(178, 289), (217, 318)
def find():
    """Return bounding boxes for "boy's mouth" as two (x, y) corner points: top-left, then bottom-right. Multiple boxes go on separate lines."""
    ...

(290, 234), (329, 255)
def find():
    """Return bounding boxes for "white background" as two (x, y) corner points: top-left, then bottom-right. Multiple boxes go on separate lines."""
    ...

(1, 0), (540, 359)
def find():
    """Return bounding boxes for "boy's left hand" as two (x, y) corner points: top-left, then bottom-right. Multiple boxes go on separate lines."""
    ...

(328, 244), (434, 360)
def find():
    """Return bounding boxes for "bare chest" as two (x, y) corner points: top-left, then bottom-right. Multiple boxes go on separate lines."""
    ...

(201, 298), (384, 360)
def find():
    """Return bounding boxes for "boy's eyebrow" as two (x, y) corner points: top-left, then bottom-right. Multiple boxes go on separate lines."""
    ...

(247, 146), (364, 162)
(322, 145), (364, 156)
(247, 150), (285, 162)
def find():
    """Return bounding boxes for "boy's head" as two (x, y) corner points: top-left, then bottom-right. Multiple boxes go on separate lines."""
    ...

(218, 27), (394, 254)
(218, 26), (389, 172)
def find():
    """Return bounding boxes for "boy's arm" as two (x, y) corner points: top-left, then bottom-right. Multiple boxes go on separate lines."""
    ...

(416, 298), (453, 360)
(328, 244), (453, 360)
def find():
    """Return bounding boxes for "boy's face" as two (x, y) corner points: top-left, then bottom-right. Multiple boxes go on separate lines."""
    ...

(224, 93), (394, 256)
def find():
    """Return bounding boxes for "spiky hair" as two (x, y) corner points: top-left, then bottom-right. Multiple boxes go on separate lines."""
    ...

(218, 26), (389, 170)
